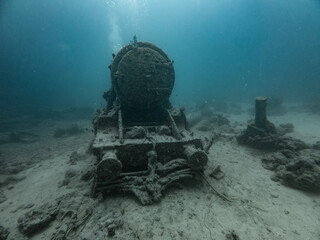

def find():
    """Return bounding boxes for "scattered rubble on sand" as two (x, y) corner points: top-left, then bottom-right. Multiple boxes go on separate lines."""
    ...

(238, 97), (320, 191)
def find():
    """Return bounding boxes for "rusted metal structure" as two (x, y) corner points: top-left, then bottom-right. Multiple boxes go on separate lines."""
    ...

(91, 39), (208, 204)
(255, 96), (267, 128)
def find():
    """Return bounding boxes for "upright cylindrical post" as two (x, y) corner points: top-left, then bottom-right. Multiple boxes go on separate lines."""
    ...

(255, 96), (267, 128)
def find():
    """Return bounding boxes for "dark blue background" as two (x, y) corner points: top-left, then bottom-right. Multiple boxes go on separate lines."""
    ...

(1, 0), (319, 111)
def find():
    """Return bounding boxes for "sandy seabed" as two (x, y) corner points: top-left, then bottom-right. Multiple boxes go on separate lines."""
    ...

(0, 105), (320, 240)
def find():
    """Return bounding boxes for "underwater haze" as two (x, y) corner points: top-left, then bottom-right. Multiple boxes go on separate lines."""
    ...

(2, 2), (320, 239)
(1, 0), (320, 112)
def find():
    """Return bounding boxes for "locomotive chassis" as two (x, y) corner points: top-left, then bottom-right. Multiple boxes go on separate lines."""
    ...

(91, 40), (208, 204)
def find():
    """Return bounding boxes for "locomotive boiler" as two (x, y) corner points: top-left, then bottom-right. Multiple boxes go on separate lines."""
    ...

(91, 38), (208, 204)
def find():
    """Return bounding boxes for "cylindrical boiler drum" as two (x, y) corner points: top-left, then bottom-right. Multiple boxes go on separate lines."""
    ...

(110, 42), (175, 109)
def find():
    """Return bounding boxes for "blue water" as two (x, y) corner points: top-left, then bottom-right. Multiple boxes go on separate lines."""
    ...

(1, 0), (320, 111)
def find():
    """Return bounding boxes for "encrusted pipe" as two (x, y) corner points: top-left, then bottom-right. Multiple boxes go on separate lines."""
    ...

(167, 110), (182, 140)
(147, 150), (157, 177)
(255, 96), (267, 128)
(118, 109), (124, 144)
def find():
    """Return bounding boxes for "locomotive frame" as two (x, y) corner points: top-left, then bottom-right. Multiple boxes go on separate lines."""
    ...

(91, 40), (208, 204)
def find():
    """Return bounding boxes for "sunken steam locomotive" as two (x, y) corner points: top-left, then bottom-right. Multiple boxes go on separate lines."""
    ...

(91, 39), (208, 204)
